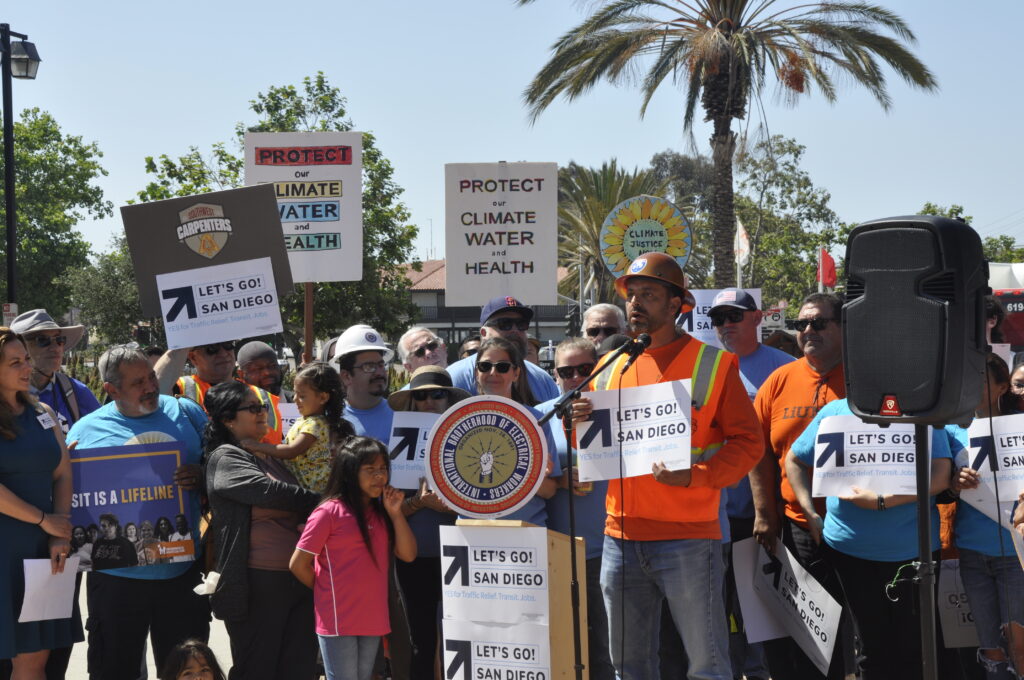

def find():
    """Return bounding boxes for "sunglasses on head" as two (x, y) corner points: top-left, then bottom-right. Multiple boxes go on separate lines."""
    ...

(555, 363), (595, 380)
(31, 335), (67, 348)
(793, 317), (836, 332)
(585, 326), (617, 338)
(709, 309), (746, 327)
(236, 402), (270, 415)
(476, 360), (513, 374)
(486, 318), (530, 332)
(202, 342), (235, 356)
(412, 341), (440, 358)
(412, 389), (449, 401)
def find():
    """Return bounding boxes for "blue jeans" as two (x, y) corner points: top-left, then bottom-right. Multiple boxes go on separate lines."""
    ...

(601, 535), (731, 680)
(959, 548), (1024, 680)
(318, 635), (380, 680)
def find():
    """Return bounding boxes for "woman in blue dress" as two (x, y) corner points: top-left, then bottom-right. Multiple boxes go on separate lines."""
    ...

(0, 328), (80, 678)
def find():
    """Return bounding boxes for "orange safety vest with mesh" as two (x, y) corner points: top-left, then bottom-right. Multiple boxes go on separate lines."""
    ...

(175, 375), (282, 445)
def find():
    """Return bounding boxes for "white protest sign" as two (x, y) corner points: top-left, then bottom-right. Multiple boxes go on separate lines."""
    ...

(811, 416), (925, 498)
(762, 308), (785, 331)
(444, 163), (558, 306)
(576, 380), (691, 482)
(244, 132), (363, 283)
(440, 526), (549, 624)
(389, 411), (440, 490)
(157, 257), (283, 350)
(937, 560), (980, 648)
(678, 289), (762, 349)
(953, 446), (1017, 531)
(731, 538), (789, 643)
(965, 414), (1024, 500)
(19, 557), (80, 622)
(753, 544), (841, 675)
(442, 619), (551, 680)
(278, 403), (300, 438)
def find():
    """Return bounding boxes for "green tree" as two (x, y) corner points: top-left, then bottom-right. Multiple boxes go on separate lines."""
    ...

(981, 235), (1024, 263)
(648, 150), (717, 287)
(518, 0), (936, 287)
(135, 73), (419, 352)
(1, 108), (111, 313)
(919, 202), (972, 222)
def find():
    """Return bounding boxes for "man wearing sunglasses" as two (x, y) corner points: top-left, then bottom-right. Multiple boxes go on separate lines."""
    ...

(11, 308), (101, 435)
(397, 326), (448, 375)
(332, 324), (395, 444)
(582, 303), (626, 348)
(748, 292), (850, 680)
(447, 296), (558, 404)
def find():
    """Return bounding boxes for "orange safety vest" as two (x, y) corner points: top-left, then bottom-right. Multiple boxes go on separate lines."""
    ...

(175, 375), (282, 445)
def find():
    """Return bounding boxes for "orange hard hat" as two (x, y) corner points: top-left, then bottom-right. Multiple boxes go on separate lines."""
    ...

(615, 252), (688, 299)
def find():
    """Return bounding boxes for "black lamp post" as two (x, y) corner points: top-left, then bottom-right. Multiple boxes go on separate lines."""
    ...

(1, 24), (41, 307)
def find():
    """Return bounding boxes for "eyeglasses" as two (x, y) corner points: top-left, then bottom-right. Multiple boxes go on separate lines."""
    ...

(709, 309), (746, 327)
(476, 361), (513, 374)
(411, 341), (440, 358)
(412, 389), (449, 401)
(353, 360), (387, 374)
(236, 402), (270, 415)
(360, 466), (388, 477)
(793, 318), (837, 332)
(585, 326), (618, 338)
(202, 342), (235, 356)
(486, 318), (530, 332)
(31, 334), (67, 348)
(555, 363), (595, 380)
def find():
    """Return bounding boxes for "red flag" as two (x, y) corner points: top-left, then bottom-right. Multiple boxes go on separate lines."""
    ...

(818, 248), (837, 288)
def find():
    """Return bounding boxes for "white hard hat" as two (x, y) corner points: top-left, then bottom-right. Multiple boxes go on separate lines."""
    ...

(331, 324), (395, 364)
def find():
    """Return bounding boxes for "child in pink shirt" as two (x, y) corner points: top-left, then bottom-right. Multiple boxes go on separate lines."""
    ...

(290, 437), (416, 680)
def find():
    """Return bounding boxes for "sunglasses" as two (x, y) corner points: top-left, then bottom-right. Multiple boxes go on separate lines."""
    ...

(555, 363), (595, 380)
(476, 361), (513, 374)
(31, 335), (67, 348)
(793, 318), (836, 332)
(412, 389), (449, 401)
(709, 309), (746, 327)
(585, 326), (617, 338)
(202, 342), (235, 356)
(412, 341), (440, 358)
(236, 402), (270, 415)
(486, 318), (531, 332)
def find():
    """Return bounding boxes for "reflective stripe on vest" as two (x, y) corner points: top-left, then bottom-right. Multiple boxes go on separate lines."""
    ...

(178, 376), (204, 407)
(591, 353), (630, 392)
(689, 344), (726, 461)
(252, 386), (279, 433)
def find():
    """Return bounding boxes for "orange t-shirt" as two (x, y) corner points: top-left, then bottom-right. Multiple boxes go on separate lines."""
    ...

(753, 358), (844, 528)
(600, 334), (763, 541)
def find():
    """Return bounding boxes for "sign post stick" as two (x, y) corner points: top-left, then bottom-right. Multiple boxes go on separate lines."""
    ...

(916, 423), (938, 680)
(303, 282), (314, 364)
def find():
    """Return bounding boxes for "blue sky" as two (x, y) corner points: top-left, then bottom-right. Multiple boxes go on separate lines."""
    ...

(6, 1), (1023, 261)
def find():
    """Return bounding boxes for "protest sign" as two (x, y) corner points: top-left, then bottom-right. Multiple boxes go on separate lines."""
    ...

(753, 543), (841, 675)
(442, 620), (551, 680)
(731, 538), (789, 644)
(389, 411), (440, 490)
(953, 446), (1018, 531)
(157, 257), (283, 349)
(244, 131), (363, 282)
(122, 184), (293, 317)
(811, 416), (925, 497)
(444, 163), (558, 306)
(937, 560), (980, 648)
(278, 402), (300, 438)
(440, 525), (549, 624)
(576, 380), (692, 482)
(19, 557), (80, 623)
(678, 289), (763, 349)
(965, 414), (1024, 499)
(599, 194), (693, 276)
(70, 443), (196, 571)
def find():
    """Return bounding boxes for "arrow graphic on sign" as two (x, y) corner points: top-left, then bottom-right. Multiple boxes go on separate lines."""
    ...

(762, 551), (783, 590)
(161, 286), (197, 322)
(443, 545), (469, 586)
(446, 639), (471, 680)
(815, 432), (845, 468)
(970, 435), (998, 471)
(390, 427), (419, 461)
(579, 408), (612, 449)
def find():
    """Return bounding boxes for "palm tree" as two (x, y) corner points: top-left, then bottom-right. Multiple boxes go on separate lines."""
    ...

(519, 1), (937, 287)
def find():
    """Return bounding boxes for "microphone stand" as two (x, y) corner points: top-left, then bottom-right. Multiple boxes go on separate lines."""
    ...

(537, 335), (647, 680)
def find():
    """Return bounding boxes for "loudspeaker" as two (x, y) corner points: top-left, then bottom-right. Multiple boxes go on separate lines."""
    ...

(843, 215), (988, 426)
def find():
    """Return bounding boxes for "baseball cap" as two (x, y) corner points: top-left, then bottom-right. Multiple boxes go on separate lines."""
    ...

(709, 288), (758, 314)
(480, 296), (534, 326)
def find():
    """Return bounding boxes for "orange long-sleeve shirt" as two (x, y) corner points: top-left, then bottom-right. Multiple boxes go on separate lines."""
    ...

(598, 334), (764, 541)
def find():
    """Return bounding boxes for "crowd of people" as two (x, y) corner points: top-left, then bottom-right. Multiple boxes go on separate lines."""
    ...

(1, 252), (1024, 680)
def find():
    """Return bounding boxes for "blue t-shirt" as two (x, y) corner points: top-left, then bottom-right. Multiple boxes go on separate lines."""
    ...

(946, 425), (1019, 557)
(791, 399), (950, 562)
(33, 374), (102, 434)
(66, 395), (208, 580)
(447, 355), (559, 404)
(343, 399), (394, 444)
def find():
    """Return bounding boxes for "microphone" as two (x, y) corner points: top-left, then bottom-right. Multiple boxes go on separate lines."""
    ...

(620, 334), (651, 375)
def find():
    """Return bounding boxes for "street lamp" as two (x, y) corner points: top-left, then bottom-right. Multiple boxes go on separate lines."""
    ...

(1, 24), (41, 308)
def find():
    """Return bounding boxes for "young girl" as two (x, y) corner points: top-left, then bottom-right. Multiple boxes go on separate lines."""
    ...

(158, 639), (226, 680)
(242, 361), (354, 493)
(290, 437), (417, 680)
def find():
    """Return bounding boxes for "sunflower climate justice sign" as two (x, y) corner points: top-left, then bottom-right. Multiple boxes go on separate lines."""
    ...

(600, 195), (692, 276)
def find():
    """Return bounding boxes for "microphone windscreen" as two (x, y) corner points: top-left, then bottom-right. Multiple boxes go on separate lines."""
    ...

(598, 333), (632, 357)
(636, 333), (652, 348)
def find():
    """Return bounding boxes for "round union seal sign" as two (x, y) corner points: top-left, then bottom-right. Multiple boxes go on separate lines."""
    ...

(426, 395), (547, 518)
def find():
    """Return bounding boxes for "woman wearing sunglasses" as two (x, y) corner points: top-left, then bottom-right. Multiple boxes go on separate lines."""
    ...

(203, 381), (321, 680)
(386, 365), (468, 680)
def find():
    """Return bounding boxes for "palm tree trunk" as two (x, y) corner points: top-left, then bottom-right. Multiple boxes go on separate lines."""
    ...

(710, 115), (736, 288)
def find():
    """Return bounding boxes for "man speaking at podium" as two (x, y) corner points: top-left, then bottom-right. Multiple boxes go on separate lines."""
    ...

(579, 252), (763, 680)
